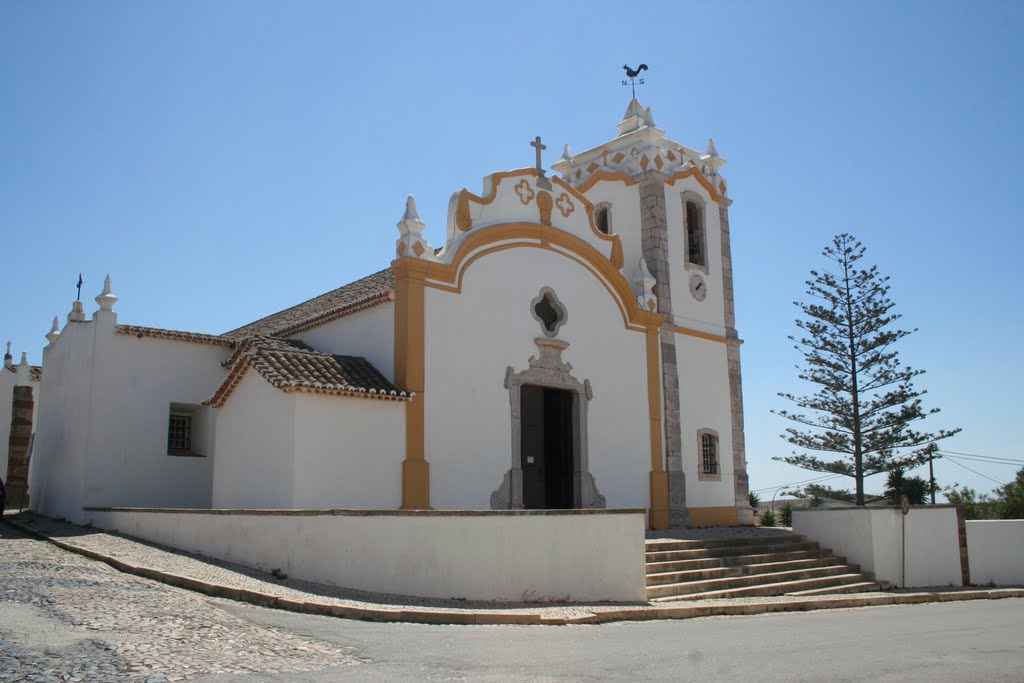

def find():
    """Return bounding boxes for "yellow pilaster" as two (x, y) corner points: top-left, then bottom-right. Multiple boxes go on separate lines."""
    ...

(393, 258), (430, 509)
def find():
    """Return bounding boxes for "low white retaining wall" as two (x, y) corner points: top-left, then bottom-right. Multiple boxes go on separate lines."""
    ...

(793, 506), (968, 588)
(966, 520), (1024, 586)
(85, 507), (647, 602)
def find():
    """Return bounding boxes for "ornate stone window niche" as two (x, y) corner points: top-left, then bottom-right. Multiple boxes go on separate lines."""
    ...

(530, 287), (567, 338)
(490, 337), (606, 510)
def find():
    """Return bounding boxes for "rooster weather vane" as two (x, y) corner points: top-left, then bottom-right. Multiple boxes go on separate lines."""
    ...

(622, 63), (648, 98)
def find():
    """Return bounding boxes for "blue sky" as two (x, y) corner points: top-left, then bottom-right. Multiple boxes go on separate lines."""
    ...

(2, 1), (1022, 500)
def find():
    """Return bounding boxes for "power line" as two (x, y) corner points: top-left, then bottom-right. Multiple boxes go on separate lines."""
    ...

(936, 451), (1023, 467)
(943, 456), (1006, 487)
(751, 472), (843, 494)
(937, 449), (1024, 464)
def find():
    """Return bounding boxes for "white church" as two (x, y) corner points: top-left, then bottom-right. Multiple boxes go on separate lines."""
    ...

(20, 97), (754, 530)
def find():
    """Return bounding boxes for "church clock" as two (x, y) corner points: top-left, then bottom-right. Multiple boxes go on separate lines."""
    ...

(689, 273), (707, 302)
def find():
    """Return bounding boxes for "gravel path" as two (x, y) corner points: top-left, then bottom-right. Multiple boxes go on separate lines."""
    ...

(0, 522), (364, 682)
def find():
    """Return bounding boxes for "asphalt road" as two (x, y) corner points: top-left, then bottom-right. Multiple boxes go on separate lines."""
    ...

(212, 598), (1024, 682)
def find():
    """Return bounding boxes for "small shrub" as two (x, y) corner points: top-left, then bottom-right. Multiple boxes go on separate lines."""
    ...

(759, 509), (776, 527)
(748, 491), (761, 508)
(779, 502), (793, 527)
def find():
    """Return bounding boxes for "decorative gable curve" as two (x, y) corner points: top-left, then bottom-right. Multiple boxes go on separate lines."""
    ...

(394, 221), (659, 334)
(444, 169), (623, 271)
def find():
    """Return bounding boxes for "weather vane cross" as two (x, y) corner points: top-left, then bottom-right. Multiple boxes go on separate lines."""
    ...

(622, 63), (648, 98)
(76, 273), (83, 302)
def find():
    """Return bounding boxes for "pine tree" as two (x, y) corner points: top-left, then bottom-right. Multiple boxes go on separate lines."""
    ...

(773, 234), (960, 505)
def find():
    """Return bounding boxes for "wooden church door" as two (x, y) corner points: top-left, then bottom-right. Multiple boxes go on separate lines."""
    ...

(520, 385), (575, 509)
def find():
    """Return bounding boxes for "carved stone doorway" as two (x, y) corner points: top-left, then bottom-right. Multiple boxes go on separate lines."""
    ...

(491, 338), (605, 510)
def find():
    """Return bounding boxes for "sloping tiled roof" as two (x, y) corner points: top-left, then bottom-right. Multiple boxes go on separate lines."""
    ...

(207, 335), (410, 408)
(223, 268), (395, 339)
(117, 325), (234, 347)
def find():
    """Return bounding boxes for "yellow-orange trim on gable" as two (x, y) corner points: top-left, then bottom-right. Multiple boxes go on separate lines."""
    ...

(417, 222), (660, 333)
(572, 167), (732, 207)
(664, 168), (732, 206)
(454, 169), (621, 251)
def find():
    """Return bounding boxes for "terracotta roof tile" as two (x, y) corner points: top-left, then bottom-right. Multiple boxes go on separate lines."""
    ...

(117, 325), (234, 347)
(224, 268), (394, 339)
(207, 336), (409, 407)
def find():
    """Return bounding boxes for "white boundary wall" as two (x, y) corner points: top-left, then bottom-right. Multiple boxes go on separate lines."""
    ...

(794, 506), (966, 588)
(966, 520), (1024, 586)
(87, 507), (647, 602)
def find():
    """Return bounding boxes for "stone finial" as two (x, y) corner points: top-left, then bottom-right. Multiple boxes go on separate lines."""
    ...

(68, 300), (86, 323)
(95, 274), (118, 312)
(700, 137), (727, 176)
(19, 351), (28, 367)
(46, 316), (60, 346)
(395, 195), (435, 260)
(635, 257), (657, 312)
(3, 340), (11, 365)
(617, 97), (656, 136)
(560, 144), (572, 163)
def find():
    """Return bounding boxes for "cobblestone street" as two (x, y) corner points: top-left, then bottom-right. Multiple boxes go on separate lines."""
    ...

(0, 523), (365, 682)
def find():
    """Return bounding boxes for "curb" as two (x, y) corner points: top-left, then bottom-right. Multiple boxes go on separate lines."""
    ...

(5, 517), (1023, 626)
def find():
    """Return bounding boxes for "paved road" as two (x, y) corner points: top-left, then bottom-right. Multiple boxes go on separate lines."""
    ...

(3, 522), (1023, 682)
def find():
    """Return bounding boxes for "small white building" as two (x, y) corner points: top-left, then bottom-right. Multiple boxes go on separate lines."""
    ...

(28, 99), (753, 529)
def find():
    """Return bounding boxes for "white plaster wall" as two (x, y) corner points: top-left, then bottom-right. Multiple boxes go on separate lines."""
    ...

(287, 302), (395, 383)
(424, 246), (651, 511)
(89, 508), (648, 602)
(29, 320), (94, 521)
(966, 521), (1024, 586)
(31, 313), (226, 523)
(292, 394), (404, 508)
(794, 507), (964, 587)
(676, 334), (735, 509)
(212, 373), (295, 509)
(86, 321), (223, 513)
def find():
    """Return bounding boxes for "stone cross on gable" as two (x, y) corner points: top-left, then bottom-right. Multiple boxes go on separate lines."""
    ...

(531, 136), (552, 189)
(531, 136), (546, 172)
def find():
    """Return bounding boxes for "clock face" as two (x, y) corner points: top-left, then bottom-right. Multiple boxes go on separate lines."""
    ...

(689, 273), (707, 302)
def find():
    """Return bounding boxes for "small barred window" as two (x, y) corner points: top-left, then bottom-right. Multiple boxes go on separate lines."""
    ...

(168, 414), (192, 453)
(702, 432), (718, 475)
(534, 295), (559, 333)
(530, 288), (567, 338)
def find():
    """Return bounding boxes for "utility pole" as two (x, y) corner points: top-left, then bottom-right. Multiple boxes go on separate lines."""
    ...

(929, 452), (936, 504)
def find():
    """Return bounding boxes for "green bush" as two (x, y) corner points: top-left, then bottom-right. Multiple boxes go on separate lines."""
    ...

(779, 502), (793, 527)
(748, 491), (761, 508)
(759, 509), (776, 527)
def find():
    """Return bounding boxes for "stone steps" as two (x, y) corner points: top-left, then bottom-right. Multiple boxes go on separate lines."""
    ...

(646, 549), (832, 573)
(645, 533), (879, 602)
(646, 556), (846, 585)
(646, 541), (821, 563)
